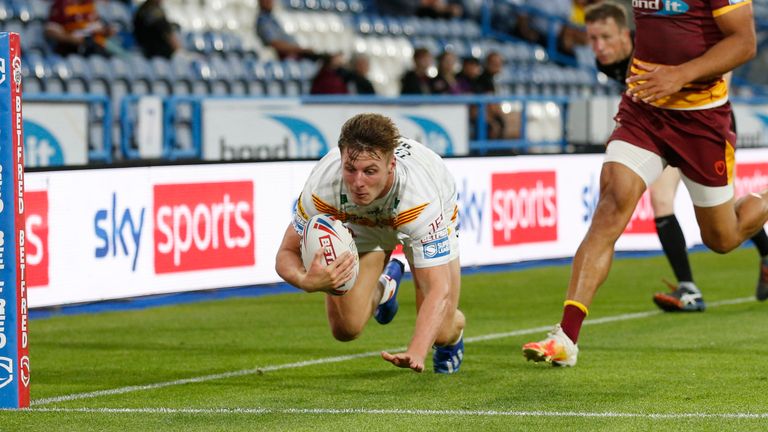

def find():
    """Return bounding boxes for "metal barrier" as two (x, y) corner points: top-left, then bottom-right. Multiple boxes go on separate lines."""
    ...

(23, 93), (113, 164)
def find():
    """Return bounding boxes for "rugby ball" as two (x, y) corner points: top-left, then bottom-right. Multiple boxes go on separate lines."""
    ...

(301, 214), (359, 295)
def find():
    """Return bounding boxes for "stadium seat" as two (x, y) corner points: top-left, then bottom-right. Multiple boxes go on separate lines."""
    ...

(247, 79), (266, 95)
(0, 1), (13, 22)
(24, 75), (44, 94)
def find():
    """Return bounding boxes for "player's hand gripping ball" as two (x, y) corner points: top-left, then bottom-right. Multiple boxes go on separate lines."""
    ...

(300, 214), (359, 295)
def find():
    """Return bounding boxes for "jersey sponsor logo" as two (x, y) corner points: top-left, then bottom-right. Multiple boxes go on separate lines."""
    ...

(420, 228), (449, 244)
(491, 171), (557, 246)
(26, 191), (48, 287)
(423, 237), (450, 259)
(402, 115), (455, 156)
(632, 0), (689, 15)
(154, 181), (255, 273)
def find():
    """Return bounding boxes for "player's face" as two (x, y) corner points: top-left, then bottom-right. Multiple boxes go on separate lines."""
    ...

(341, 148), (395, 206)
(587, 18), (631, 66)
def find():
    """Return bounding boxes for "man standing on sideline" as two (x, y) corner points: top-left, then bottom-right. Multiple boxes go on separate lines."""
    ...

(276, 113), (465, 373)
(584, 0), (768, 311)
(523, 0), (765, 367)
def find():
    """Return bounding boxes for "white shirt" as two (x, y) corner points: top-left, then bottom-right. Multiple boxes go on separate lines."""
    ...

(293, 138), (459, 267)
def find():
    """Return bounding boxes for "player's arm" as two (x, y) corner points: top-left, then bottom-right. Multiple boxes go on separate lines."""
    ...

(382, 262), (453, 372)
(275, 223), (356, 293)
(626, 3), (756, 103)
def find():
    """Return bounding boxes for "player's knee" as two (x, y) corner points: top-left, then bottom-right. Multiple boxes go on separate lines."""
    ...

(329, 321), (363, 342)
(701, 232), (738, 254)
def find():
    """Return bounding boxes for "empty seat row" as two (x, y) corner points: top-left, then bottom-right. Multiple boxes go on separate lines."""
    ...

(354, 14), (481, 39)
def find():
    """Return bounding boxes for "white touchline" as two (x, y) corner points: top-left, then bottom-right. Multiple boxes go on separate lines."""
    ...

(31, 296), (755, 407)
(20, 407), (768, 419)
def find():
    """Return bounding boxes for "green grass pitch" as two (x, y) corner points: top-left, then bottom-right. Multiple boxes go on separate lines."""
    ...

(2, 247), (768, 431)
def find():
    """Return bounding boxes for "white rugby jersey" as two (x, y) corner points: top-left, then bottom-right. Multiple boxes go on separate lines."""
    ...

(292, 138), (459, 268)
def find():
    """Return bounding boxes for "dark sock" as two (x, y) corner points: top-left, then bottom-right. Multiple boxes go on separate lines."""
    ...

(751, 229), (768, 258)
(560, 304), (586, 343)
(655, 215), (693, 283)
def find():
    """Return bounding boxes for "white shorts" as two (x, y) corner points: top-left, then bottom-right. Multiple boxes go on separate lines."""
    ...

(353, 216), (460, 268)
(605, 140), (733, 207)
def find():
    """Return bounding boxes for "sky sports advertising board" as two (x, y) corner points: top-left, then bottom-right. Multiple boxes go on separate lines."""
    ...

(22, 147), (768, 311)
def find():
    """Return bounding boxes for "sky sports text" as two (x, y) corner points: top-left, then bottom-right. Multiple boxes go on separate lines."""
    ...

(93, 182), (255, 274)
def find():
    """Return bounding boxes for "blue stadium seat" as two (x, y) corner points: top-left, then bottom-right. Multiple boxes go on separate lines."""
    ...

(97, 1), (132, 31)
(356, 15), (373, 34)
(247, 80), (266, 96)
(298, 59), (318, 80)
(347, 0), (364, 14)
(19, 21), (47, 56)
(370, 15), (388, 35)
(399, 16), (416, 37)
(0, 1), (14, 22)
(42, 76), (66, 94)
(318, 0), (335, 11)
(149, 57), (173, 80)
(383, 16), (403, 36)
(24, 75), (43, 94)
(185, 31), (211, 53)
(333, 0), (349, 13)
(127, 54), (155, 81)
(304, 0), (320, 10)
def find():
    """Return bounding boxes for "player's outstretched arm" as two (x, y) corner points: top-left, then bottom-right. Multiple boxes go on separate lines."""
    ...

(626, 3), (756, 104)
(381, 263), (453, 372)
(275, 224), (356, 293)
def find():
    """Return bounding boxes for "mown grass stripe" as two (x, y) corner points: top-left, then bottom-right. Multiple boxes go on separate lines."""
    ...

(31, 296), (754, 407)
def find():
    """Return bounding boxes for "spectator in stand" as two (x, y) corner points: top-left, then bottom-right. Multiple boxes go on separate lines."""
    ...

(474, 51), (508, 140)
(475, 51), (502, 94)
(310, 53), (348, 95)
(346, 54), (376, 95)
(514, 0), (589, 60)
(455, 56), (483, 139)
(400, 47), (434, 95)
(430, 50), (461, 95)
(256, 0), (319, 60)
(133, 0), (181, 59)
(456, 56), (482, 94)
(44, 0), (117, 57)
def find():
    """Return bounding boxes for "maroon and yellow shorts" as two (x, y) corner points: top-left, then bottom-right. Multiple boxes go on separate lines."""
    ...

(608, 94), (736, 188)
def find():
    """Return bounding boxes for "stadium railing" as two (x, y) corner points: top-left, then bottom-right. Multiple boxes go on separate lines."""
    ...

(23, 93), (113, 164)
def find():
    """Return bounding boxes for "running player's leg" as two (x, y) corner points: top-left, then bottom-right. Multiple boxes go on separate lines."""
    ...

(565, 160), (648, 309)
(523, 140), (658, 367)
(325, 250), (389, 341)
(650, 167), (694, 284)
(649, 167), (705, 311)
(751, 228), (768, 300)
(687, 183), (768, 254)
